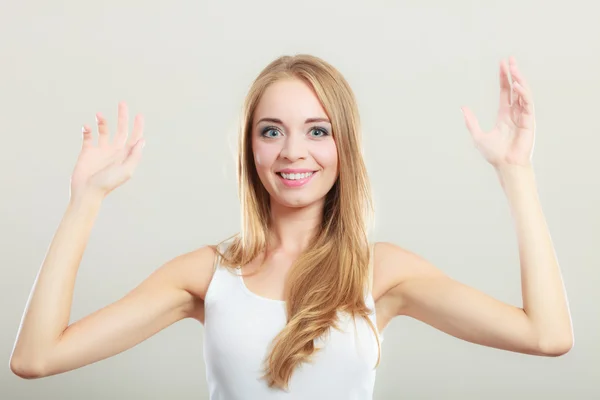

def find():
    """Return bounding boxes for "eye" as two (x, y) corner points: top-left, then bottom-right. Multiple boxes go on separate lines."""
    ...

(309, 126), (330, 138)
(261, 126), (281, 138)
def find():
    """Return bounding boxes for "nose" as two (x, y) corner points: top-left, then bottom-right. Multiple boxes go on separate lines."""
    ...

(279, 133), (307, 162)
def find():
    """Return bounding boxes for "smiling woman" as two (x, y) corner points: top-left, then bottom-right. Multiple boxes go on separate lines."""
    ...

(10, 53), (573, 400)
(252, 79), (340, 207)
(211, 59), (380, 396)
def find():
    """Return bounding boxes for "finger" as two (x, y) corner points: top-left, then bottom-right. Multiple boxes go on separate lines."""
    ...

(513, 81), (534, 115)
(114, 101), (129, 148)
(121, 138), (146, 176)
(82, 124), (94, 149)
(96, 112), (110, 146)
(499, 59), (511, 107)
(128, 114), (145, 147)
(508, 56), (531, 93)
(461, 106), (484, 140)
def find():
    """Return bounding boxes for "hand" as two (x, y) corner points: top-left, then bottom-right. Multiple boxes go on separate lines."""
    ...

(461, 56), (536, 169)
(70, 102), (145, 201)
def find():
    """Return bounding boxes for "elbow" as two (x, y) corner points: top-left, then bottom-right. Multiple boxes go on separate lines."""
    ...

(9, 356), (47, 379)
(538, 334), (574, 357)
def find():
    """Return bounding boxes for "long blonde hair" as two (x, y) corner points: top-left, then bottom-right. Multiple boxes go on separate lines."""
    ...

(216, 54), (379, 389)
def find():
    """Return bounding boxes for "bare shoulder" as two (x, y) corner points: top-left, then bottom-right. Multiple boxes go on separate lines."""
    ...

(166, 244), (218, 301)
(145, 244), (218, 324)
(371, 241), (445, 302)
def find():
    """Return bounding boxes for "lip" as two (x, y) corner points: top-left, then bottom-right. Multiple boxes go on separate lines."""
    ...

(277, 168), (317, 173)
(276, 170), (317, 188)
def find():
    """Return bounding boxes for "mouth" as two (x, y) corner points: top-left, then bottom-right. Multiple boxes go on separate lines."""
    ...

(276, 171), (317, 187)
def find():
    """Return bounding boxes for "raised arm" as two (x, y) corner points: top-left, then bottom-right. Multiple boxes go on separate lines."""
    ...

(10, 103), (216, 378)
(10, 196), (215, 378)
(372, 57), (573, 357)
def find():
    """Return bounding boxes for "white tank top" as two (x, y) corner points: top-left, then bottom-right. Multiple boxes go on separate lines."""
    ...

(203, 241), (383, 399)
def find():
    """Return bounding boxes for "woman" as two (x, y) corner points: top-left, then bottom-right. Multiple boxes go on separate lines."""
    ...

(10, 54), (573, 399)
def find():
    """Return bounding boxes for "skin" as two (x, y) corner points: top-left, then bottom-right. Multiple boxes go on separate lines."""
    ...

(243, 78), (340, 300)
(10, 56), (573, 380)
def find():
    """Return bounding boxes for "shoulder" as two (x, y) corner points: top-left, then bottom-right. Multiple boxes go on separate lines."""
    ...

(158, 244), (218, 301)
(371, 241), (445, 301)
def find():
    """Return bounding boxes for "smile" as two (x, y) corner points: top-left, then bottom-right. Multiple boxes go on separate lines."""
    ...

(276, 171), (317, 187)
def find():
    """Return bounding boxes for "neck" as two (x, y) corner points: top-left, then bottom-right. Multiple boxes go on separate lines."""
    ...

(267, 199), (324, 254)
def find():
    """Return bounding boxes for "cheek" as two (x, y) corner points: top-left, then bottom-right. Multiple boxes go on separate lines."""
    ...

(252, 141), (279, 172)
(312, 140), (338, 171)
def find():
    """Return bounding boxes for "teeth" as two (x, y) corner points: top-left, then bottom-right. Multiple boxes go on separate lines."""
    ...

(280, 171), (314, 180)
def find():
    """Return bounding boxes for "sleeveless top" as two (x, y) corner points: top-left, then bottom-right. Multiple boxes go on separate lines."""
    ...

(202, 240), (383, 400)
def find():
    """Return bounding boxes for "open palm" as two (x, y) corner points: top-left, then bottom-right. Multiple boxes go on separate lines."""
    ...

(461, 56), (536, 168)
(70, 102), (145, 200)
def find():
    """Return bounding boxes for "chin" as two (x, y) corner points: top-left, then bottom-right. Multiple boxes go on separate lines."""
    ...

(273, 194), (323, 209)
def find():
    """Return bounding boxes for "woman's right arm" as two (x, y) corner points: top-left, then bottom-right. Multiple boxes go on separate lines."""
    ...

(9, 102), (217, 379)
(10, 193), (216, 379)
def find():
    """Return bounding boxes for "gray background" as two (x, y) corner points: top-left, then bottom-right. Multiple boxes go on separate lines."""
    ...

(1, 1), (598, 399)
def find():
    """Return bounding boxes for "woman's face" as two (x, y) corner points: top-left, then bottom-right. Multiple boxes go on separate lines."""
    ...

(251, 78), (339, 209)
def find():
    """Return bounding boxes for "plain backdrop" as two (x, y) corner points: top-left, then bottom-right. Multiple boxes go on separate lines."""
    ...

(1, 1), (598, 399)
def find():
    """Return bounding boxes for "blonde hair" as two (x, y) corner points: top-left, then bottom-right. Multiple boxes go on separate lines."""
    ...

(216, 54), (379, 390)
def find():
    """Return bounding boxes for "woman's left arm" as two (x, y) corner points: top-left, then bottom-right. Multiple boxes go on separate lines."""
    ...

(496, 163), (573, 354)
(378, 56), (573, 357)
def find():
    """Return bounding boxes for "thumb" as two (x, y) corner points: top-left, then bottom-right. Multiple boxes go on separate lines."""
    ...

(461, 106), (484, 140)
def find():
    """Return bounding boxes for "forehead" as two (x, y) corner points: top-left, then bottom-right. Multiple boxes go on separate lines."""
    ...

(253, 78), (328, 123)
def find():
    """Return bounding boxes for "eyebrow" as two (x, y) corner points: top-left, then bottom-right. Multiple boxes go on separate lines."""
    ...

(255, 117), (331, 126)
